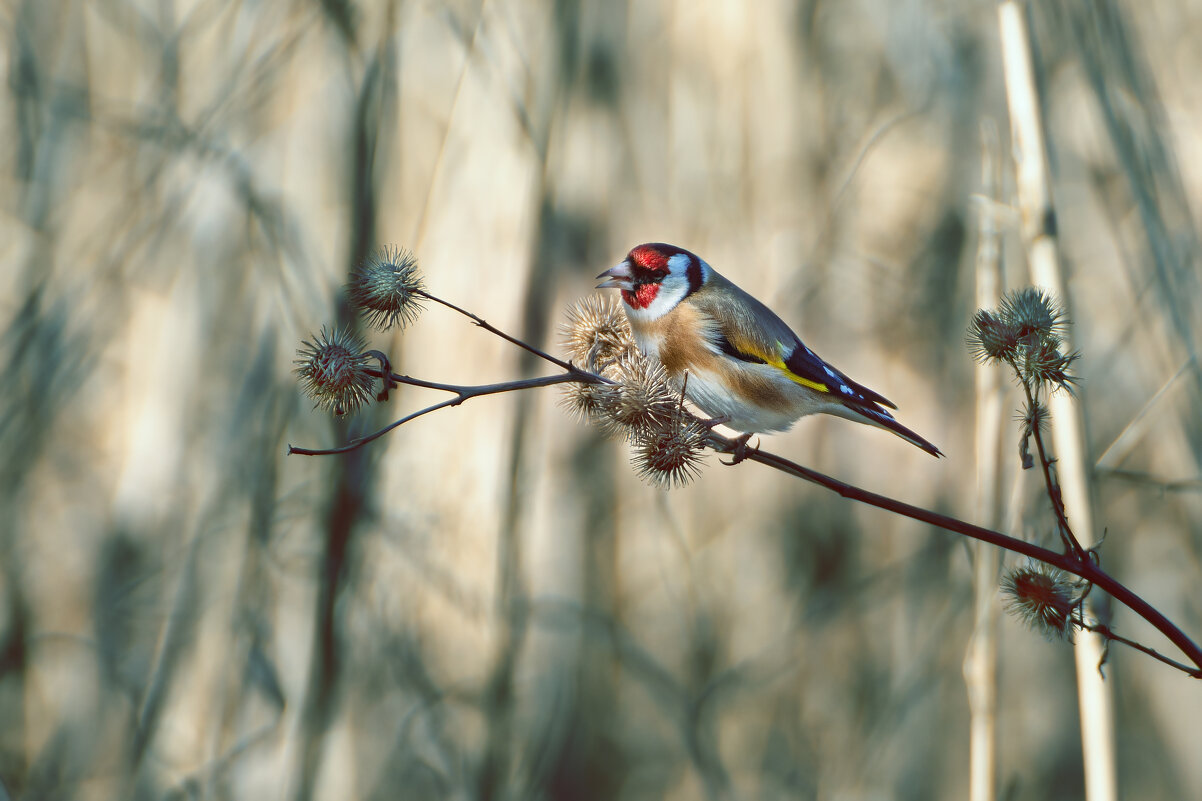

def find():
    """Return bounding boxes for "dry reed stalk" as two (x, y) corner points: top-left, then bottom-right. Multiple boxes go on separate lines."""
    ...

(998, 4), (1117, 800)
(964, 120), (1005, 801)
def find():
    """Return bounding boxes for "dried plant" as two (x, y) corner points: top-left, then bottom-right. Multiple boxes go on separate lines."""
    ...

(288, 249), (1202, 680)
(347, 246), (426, 331)
(294, 327), (376, 416)
(631, 405), (709, 489)
(1001, 561), (1083, 641)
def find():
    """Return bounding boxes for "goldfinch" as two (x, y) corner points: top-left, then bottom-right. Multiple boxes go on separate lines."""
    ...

(596, 243), (942, 457)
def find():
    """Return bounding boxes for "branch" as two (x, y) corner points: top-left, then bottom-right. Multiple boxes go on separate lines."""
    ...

(705, 431), (1202, 678)
(417, 290), (578, 372)
(1082, 620), (1201, 678)
(288, 372), (595, 456)
(294, 282), (1202, 678)
(292, 352), (1202, 676)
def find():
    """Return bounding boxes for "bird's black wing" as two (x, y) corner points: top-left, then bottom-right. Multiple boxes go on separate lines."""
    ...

(781, 340), (897, 410)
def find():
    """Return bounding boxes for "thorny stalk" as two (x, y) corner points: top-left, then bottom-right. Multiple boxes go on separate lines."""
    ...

(1018, 377), (1090, 561)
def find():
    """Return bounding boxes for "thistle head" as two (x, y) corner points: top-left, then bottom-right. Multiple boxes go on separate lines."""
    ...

(1019, 338), (1080, 395)
(603, 355), (680, 439)
(348, 246), (425, 331)
(968, 287), (1079, 393)
(295, 327), (376, 416)
(967, 310), (1019, 365)
(562, 295), (637, 374)
(1001, 562), (1083, 641)
(632, 409), (708, 489)
(1000, 288), (1067, 345)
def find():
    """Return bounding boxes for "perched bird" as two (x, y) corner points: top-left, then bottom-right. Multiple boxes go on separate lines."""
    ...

(596, 242), (942, 457)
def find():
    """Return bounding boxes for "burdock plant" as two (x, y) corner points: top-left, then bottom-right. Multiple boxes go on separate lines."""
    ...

(294, 326), (376, 416)
(968, 289), (1083, 553)
(289, 249), (1202, 678)
(967, 288), (1095, 638)
(1001, 561), (1084, 641)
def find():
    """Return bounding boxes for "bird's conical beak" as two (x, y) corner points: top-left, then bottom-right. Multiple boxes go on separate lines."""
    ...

(595, 261), (634, 290)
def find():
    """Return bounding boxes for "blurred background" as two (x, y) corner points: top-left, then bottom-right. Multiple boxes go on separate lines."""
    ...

(2, 0), (1201, 798)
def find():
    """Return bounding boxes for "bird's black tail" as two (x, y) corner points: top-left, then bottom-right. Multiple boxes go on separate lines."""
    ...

(841, 404), (943, 458)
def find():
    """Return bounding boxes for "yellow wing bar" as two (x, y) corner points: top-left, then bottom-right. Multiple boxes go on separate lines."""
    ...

(764, 352), (830, 393)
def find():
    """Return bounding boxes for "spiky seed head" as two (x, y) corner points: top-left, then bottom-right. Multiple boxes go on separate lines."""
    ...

(560, 379), (619, 427)
(1001, 562), (1081, 641)
(1019, 339), (1080, 394)
(1000, 288), (1067, 344)
(967, 310), (1019, 364)
(970, 288), (1080, 393)
(575, 352), (679, 440)
(1016, 400), (1050, 438)
(632, 411), (707, 489)
(562, 296), (637, 373)
(605, 355), (679, 438)
(295, 327), (376, 416)
(348, 246), (425, 330)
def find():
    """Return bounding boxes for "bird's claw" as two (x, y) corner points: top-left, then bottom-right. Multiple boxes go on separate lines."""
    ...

(720, 432), (758, 466)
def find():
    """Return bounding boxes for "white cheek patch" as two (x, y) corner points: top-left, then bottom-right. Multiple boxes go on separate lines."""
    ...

(625, 278), (688, 322)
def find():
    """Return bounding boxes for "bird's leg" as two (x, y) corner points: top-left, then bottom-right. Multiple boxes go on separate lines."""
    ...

(720, 432), (758, 466)
(696, 414), (731, 429)
(672, 377), (756, 464)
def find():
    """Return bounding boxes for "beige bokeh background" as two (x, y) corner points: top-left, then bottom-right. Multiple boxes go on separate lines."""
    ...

(1, 0), (1200, 799)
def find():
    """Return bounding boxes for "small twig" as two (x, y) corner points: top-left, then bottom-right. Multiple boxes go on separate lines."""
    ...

(289, 372), (594, 456)
(417, 290), (578, 372)
(1081, 619), (1201, 677)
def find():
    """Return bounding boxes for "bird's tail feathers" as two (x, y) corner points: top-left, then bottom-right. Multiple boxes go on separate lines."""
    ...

(839, 404), (943, 458)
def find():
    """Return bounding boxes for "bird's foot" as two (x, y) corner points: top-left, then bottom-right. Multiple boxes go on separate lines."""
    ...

(720, 432), (758, 466)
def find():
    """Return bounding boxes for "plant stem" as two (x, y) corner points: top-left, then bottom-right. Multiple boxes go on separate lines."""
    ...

(1020, 379), (1090, 561)
(417, 290), (578, 372)
(1082, 620), (1201, 677)
(289, 372), (590, 456)
(707, 432), (1202, 678)
(294, 289), (1202, 678)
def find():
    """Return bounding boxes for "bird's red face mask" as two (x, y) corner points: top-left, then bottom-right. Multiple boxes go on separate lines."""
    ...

(595, 246), (670, 310)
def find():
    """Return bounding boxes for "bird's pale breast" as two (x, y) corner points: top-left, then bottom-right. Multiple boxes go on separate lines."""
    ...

(629, 302), (812, 431)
